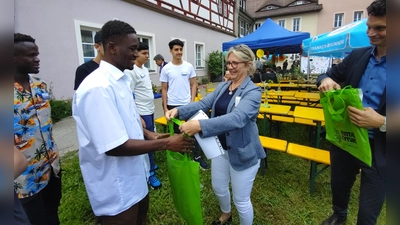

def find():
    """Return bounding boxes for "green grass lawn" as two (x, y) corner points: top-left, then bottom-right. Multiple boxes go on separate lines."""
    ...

(59, 122), (386, 225)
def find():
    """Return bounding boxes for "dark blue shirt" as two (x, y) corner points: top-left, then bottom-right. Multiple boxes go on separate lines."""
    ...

(215, 87), (236, 150)
(358, 47), (386, 138)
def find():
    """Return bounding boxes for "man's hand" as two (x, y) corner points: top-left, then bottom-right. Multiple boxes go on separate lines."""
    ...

(166, 134), (195, 153)
(140, 117), (146, 129)
(318, 77), (341, 92)
(179, 120), (201, 136)
(144, 131), (170, 140)
(348, 106), (385, 129)
(165, 108), (178, 120)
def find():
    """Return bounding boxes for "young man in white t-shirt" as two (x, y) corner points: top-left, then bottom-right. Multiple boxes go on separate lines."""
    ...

(125, 42), (161, 189)
(160, 39), (209, 169)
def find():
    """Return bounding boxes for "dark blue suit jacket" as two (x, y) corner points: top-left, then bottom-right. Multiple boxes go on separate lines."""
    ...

(317, 47), (386, 177)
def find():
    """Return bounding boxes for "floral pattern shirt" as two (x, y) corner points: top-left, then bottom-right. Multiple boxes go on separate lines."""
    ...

(14, 75), (60, 198)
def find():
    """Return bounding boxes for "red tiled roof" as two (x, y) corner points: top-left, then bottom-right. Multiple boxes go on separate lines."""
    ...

(257, 4), (322, 19)
(247, 0), (321, 18)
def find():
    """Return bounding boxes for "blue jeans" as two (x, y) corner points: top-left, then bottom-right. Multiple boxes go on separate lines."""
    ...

(141, 114), (156, 172)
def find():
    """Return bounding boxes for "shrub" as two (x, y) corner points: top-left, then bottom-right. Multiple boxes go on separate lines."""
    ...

(206, 50), (223, 81)
(201, 77), (209, 85)
(50, 99), (72, 123)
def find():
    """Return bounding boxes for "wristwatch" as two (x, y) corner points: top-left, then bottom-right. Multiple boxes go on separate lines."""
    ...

(379, 116), (386, 132)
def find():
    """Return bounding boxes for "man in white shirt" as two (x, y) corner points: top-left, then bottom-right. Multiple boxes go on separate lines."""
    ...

(125, 42), (161, 190)
(160, 39), (209, 169)
(73, 20), (193, 225)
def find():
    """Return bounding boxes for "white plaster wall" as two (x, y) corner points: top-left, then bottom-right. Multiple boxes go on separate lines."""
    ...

(15, 0), (234, 99)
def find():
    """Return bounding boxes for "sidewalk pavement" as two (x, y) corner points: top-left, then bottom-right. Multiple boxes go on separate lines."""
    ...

(53, 82), (221, 157)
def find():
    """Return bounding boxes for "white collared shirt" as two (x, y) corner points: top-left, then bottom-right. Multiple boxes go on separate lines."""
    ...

(73, 60), (148, 216)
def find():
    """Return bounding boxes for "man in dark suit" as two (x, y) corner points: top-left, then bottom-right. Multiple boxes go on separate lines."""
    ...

(317, 1), (386, 224)
(153, 54), (168, 75)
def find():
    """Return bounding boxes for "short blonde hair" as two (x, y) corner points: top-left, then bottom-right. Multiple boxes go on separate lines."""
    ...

(225, 44), (256, 75)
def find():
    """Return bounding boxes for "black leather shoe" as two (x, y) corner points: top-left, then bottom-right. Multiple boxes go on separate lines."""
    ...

(321, 214), (347, 225)
(211, 215), (232, 225)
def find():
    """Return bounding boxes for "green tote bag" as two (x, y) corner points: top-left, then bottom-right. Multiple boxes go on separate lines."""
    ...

(166, 120), (203, 225)
(320, 86), (372, 166)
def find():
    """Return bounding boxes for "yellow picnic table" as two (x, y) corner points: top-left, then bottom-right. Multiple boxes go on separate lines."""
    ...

(294, 92), (320, 106)
(259, 104), (291, 136)
(268, 83), (298, 88)
(293, 106), (324, 148)
(206, 88), (215, 93)
(292, 105), (328, 195)
(298, 83), (318, 92)
(267, 90), (296, 104)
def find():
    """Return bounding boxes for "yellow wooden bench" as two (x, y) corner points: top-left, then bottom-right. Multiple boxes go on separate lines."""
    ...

(281, 100), (301, 105)
(259, 136), (288, 152)
(271, 115), (294, 123)
(154, 116), (167, 126)
(300, 101), (322, 108)
(258, 136), (288, 175)
(257, 114), (293, 137)
(294, 117), (316, 126)
(286, 143), (330, 194)
(154, 116), (168, 132)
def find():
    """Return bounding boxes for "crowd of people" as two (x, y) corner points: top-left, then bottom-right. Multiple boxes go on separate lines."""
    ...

(13, 0), (385, 224)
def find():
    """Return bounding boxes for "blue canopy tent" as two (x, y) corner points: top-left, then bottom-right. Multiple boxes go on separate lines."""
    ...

(222, 18), (310, 54)
(302, 18), (371, 58)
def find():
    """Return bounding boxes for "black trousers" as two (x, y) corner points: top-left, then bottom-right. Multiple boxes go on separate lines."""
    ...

(330, 139), (385, 225)
(167, 105), (202, 159)
(20, 170), (62, 225)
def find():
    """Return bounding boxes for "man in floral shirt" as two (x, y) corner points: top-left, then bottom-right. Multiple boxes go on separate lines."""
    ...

(14, 33), (61, 225)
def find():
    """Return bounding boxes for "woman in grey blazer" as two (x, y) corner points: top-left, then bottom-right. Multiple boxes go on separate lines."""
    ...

(166, 44), (265, 225)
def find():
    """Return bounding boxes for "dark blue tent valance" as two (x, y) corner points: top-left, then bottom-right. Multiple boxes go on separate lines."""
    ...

(222, 18), (310, 54)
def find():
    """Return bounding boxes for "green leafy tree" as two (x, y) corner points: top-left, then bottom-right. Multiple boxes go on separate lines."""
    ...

(206, 50), (223, 81)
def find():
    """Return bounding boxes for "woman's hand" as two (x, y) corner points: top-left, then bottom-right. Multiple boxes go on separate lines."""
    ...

(179, 120), (201, 136)
(165, 108), (178, 120)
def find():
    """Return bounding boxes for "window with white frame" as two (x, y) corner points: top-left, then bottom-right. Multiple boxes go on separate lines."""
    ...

(246, 23), (252, 35)
(218, 0), (222, 14)
(240, 20), (245, 36)
(239, 0), (246, 11)
(80, 29), (99, 63)
(254, 23), (261, 30)
(278, 19), (285, 28)
(334, 13), (344, 28)
(260, 5), (278, 11)
(293, 18), (300, 31)
(74, 20), (102, 65)
(223, 2), (228, 17)
(136, 36), (155, 72)
(354, 11), (363, 21)
(194, 43), (205, 69)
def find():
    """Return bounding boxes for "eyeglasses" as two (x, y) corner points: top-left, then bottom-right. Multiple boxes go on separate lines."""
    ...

(226, 61), (247, 69)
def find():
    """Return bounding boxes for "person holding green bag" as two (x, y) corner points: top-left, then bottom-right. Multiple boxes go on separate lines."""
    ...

(73, 20), (194, 225)
(166, 44), (266, 225)
(317, 1), (386, 224)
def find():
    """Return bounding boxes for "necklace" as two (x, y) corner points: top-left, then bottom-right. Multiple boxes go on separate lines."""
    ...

(229, 83), (239, 95)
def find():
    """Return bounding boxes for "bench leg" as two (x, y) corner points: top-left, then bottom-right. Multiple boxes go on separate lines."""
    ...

(260, 158), (266, 176)
(309, 162), (330, 195)
(309, 162), (317, 195)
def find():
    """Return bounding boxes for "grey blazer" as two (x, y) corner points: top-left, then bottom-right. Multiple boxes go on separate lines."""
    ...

(177, 76), (266, 171)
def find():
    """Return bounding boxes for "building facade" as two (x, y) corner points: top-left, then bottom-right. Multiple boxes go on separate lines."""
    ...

(15, 0), (235, 99)
(316, 0), (369, 34)
(247, 0), (322, 37)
